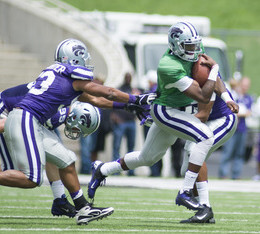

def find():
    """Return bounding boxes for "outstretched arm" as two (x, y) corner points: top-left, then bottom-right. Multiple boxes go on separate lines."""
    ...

(78, 92), (114, 108)
(74, 80), (130, 103)
(78, 92), (150, 124)
(74, 80), (156, 105)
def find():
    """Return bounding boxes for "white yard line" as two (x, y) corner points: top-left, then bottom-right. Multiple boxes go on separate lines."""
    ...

(73, 175), (260, 193)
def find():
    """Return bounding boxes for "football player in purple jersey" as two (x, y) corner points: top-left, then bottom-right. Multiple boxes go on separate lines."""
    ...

(0, 83), (76, 218)
(0, 82), (106, 218)
(180, 79), (238, 223)
(0, 82), (148, 220)
(0, 38), (155, 225)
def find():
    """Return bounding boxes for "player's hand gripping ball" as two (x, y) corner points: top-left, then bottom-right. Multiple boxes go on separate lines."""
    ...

(192, 56), (210, 87)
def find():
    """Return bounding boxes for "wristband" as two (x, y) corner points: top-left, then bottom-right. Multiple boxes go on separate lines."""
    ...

(208, 64), (219, 82)
(221, 91), (233, 103)
(128, 94), (137, 104)
(113, 102), (126, 109)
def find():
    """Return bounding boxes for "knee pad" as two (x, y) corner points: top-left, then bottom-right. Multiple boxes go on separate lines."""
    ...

(189, 137), (214, 166)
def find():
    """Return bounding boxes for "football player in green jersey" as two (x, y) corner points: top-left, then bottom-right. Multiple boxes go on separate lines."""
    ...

(88, 22), (238, 212)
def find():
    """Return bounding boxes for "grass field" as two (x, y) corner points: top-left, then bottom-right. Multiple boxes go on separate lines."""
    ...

(1, 184), (260, 233)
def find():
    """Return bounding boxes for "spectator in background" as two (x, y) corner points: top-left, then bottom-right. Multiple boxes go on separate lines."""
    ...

(111, 72), (139, 175)
(90, 77), (113, 162)
(228, 78), (239, 101)
(143, 70), (185, 178)
(219, 77), (253, 179)
(250, 96), (260, 181)
(170, 139), (185, 178)
(90, 108), (112, 162)
(142, 70), (162, 176)
(79, 135), (92, 174)
(144, 70), (184, 178)
(252, 133), (260, 181)
(79, 76), (108, 174)
(143, 70), (157, 138)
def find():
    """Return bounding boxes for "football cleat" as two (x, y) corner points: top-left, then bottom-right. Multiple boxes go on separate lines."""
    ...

(180, 204), (216, 224)
(175, 190), (202, 210)
(76, 205), (114, 225)
(88, 161), (106, 199)
(51, 194), (76, 218)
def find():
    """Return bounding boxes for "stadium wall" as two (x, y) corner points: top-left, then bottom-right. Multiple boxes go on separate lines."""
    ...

(0, 0), (132, 86)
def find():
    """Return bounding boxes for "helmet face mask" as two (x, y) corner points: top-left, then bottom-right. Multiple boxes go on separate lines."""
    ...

(168, 22), (202, 62)
(65, 126), (81, 140)
(64, 102), (101, 140)
(54, 38), (93, 70)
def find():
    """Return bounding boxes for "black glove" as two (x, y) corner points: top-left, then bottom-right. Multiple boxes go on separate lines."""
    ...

(129, 93), (157, 105)
(124, 103), (148, 114)
(124, 103), (150, 121)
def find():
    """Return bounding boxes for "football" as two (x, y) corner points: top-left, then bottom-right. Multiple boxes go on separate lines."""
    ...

(192, 56), (210, 87)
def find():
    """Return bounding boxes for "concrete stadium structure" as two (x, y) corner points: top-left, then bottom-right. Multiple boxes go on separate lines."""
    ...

(0, 0), (132, 88)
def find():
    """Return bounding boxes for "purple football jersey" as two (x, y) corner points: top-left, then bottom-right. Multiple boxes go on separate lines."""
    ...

(45, 107), (70, 129)
(1, 82), (69, 129)
(236, 94), (253, 132)
(15, 63), (93, 124)
(208, 89), (233, 121)
(1, 83), (30, 112)
(207, 75), (233, 121)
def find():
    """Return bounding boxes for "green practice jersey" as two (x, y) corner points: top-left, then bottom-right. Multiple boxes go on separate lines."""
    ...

(154, 49), (195, 108)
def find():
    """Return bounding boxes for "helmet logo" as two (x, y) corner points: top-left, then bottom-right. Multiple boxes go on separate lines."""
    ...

(72, 45), (85, 56)
(170, 27), (183, 39)
(80, 112), (91, 128)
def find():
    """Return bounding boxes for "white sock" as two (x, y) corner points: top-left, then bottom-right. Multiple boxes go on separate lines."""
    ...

(100, 161), (123, 176)
(196, 181), (210, 207)
(50, 180), (65, 199)
(70, 188), (83, 200)
(181, 170), (198, 193)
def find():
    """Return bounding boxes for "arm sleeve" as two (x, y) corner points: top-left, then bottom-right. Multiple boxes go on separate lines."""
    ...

(159, 64), (192, 92)
(167, 76), (193, 92)
(71, 67), (93, 80)
(45, 107), (70, 130)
